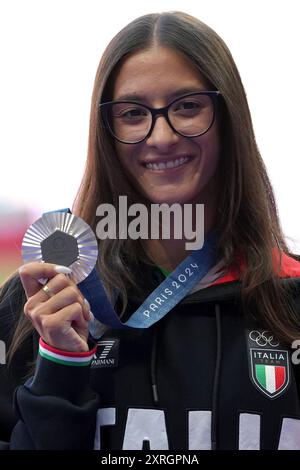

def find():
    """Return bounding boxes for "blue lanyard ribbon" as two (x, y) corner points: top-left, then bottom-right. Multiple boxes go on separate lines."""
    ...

(78, 234), (217, 329)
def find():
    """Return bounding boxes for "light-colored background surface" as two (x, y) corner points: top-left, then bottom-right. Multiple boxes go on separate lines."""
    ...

(0, 0), (299, 281)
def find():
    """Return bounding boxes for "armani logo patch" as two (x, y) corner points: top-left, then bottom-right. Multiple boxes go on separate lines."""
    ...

(91, 338), (119, 368)
(246, 329), (290, 399)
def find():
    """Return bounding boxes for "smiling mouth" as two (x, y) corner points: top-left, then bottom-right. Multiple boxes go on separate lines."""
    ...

(144, 156), (192, 171)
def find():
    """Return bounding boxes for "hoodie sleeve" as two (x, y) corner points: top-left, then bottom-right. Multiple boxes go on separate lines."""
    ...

(0, 274), (31, 448)
(10, 339), (100, 450)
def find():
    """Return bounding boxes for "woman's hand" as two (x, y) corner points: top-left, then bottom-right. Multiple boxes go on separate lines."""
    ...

(19, 262), (93, 352)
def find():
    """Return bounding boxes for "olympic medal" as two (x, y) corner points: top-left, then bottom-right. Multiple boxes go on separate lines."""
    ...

(22, 211), (98, 284)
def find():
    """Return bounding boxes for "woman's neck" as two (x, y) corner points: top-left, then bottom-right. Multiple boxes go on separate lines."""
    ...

(144, 195), (217, 272)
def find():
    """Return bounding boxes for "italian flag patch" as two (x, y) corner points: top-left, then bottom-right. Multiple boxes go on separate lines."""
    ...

(255, 364), (286, 394)
(246, 329), (290, 399)
(250, 348), (290, 399)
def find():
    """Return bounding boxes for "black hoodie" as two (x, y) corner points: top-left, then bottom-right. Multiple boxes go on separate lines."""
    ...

(1, 254), (300, 450)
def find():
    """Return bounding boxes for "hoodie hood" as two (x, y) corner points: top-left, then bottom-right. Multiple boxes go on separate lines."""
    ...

(184, 252), (300, 305)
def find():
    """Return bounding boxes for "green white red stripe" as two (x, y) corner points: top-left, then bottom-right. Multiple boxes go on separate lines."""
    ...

(255, 364), (285, 393)
(39, 338), (97, 367)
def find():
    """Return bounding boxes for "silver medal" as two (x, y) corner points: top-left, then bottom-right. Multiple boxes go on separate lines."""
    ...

(22, 211), (98, 284)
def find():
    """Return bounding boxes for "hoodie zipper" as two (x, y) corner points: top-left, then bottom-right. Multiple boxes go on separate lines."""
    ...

(150, 302), (222, 449)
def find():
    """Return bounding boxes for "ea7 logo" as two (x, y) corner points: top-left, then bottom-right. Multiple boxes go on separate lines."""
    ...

(91, 339), (119, 368)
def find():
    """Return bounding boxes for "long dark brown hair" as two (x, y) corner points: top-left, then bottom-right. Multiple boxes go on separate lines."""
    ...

(3, 11), (300, 365)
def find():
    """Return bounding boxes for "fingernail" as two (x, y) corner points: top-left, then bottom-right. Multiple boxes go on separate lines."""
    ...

(54, 265), (72, 274)
(83, 299), (94, 322)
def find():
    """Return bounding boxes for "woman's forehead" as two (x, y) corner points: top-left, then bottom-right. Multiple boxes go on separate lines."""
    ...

(112, 46), (209, 102)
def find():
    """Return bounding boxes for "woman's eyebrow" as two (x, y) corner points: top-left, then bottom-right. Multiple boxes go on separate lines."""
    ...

(115, 93), (145, 101)
(115, 87), (207, 102)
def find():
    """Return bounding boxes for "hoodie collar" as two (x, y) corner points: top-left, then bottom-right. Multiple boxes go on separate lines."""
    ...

(183, 252), (300, 304)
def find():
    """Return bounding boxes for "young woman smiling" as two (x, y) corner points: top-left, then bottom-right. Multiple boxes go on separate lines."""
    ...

(1, 11), (300, 451)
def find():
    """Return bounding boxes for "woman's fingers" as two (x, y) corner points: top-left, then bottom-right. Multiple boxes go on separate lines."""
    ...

(19, 262), (72, 298)
(25, 282), (92, 323)
(19, 261), (92, 351)
(36, 303), (90, 352)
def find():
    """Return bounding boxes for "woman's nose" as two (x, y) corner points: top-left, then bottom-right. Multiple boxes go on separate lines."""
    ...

(146, 115), (180, 149)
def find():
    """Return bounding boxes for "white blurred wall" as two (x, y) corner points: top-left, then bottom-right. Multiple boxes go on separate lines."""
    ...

(0, 0), (299, 251)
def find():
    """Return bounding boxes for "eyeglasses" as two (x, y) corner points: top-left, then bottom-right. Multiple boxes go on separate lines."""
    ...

(99, 91), (220, 144)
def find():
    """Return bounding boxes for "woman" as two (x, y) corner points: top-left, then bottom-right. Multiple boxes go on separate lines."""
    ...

(1, 11), (300, 450)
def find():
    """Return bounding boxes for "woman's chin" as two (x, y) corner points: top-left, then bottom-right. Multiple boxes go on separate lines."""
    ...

(145, 191), (195, 205)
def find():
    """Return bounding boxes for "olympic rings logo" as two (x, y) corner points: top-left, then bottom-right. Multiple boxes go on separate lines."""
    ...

(249, 330), (280, 347)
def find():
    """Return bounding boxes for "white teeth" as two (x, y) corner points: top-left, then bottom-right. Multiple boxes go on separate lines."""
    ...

(146, 156), (190, 170)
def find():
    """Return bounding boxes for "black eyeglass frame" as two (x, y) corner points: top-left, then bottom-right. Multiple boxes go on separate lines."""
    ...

(99, 90), (221, 144)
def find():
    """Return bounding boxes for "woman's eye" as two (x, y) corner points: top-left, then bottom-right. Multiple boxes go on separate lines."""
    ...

(183, 102), (198, 109)
(176, 101), (201, 111)
(119, 108), (147, 119)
